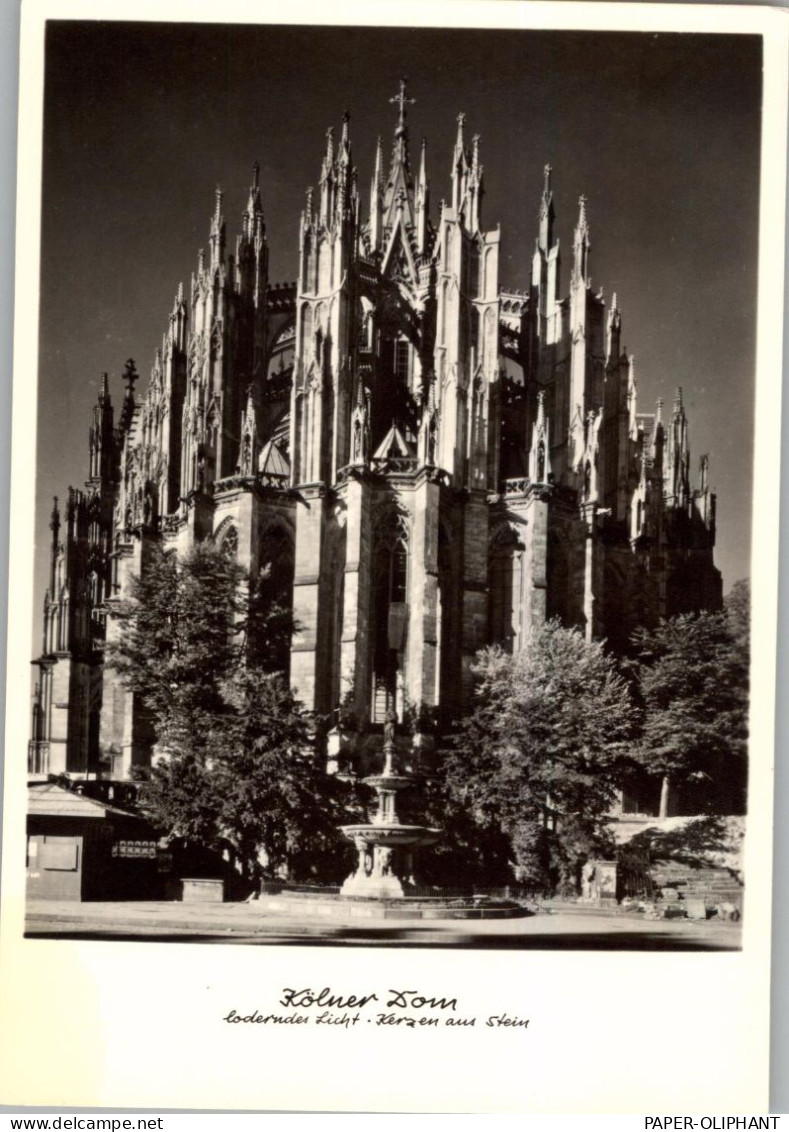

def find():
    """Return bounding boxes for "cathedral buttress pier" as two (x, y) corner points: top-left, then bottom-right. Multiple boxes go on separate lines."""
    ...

(288, 87), (502, 773)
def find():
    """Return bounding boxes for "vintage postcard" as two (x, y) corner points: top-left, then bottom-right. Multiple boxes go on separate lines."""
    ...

(0, 0), (785, 1114)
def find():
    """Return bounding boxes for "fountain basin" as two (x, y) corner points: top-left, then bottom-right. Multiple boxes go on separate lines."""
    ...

(362, 774), (414, 791)
(340, 823), (441, 847)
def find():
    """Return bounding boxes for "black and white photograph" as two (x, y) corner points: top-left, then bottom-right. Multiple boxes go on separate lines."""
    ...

(0, 0), (785, 1114)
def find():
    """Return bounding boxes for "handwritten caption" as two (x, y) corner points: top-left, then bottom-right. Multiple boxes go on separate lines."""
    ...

(222, 987), (529, 1031)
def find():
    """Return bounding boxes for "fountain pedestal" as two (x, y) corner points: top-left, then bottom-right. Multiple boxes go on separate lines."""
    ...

(340, 720), (440, 898)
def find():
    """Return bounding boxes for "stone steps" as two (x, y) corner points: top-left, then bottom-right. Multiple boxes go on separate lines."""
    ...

(650, 863), (743, 909)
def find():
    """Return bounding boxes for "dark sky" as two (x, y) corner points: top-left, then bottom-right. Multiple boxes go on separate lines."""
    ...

(34, 22), (762, 648)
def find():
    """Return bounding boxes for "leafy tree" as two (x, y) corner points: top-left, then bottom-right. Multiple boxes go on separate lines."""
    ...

(444, 621), (637, 893)
(109, 543), (246, 756)
(210, 666), (353, 881)
(417, 772), (514, 890)
(108, 542), (353, 886)
(725, 579), (750, 653)
(631, 588), (749, 817)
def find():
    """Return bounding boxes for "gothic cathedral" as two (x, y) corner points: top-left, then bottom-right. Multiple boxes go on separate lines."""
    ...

(29, 84), (721, 782)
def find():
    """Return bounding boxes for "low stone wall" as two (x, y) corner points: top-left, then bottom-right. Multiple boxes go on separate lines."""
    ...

(255, 892), (532, 920)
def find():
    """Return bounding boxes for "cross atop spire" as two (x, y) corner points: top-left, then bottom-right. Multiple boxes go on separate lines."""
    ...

(543, 163), (553, 194)
(389, 77), (415, 130)
(383, 80), (417, 226)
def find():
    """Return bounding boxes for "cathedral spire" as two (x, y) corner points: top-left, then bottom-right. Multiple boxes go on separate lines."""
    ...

(244, 160), (264, 236)
(50, 495), (60, 538)
(626, 354), (638, 439)
(451, 111), (470, 212)
(606, 290), (622, 361)
(538, 163), (555, 252)
(324, 125), (335, 169)
(336, 111), (355, 221)
(667, 385), (690, 507)
(169, 279), (189, 351)
(237, 162), (268, 303)
(418, 136), (428, 187)
(48, 495), (60, 598)
(370, 136), (384, 252)
(529, 389), (551, 484)
(320, 127), (336, 224)
(373, 135), (384, 190)
(415, 136), (430, 252)
(453, 111), (468, 166)
(237, 386), (257, 476)
(339, 111), (351, 159)
(383, 80), (416, 231)
(572, 194), (590, 286)
(209, 186), (226, 272)
(119, 358), (139, 433)
(468, 133), (484, 230)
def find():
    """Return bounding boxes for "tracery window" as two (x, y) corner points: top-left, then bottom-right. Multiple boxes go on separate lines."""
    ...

(488, 525), (524, 651)
(394, 338), (410, 388)
(219, 524), (238, 560)
(371, 513), (409, 722)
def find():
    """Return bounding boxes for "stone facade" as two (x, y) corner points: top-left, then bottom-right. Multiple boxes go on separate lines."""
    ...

(30, 84), (721, 782)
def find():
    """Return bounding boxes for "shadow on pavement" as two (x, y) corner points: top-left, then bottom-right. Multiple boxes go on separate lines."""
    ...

(25, 926), (740, 951)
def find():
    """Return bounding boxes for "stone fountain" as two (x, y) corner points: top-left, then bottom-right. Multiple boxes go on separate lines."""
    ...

(340, 709), (440, 897)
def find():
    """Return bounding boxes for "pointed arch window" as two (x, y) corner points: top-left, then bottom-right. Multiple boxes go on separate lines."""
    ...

(488, 525), (524, 652)
(371, 519), (409, 722)
(394, 338), (410, 388)
(218, 524), (238, 560)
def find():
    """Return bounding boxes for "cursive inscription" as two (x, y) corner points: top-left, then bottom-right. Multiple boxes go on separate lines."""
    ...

(222, 987), (529, 1034)
(280, 987), (378, 1009)
(278, 987), (458, 1011)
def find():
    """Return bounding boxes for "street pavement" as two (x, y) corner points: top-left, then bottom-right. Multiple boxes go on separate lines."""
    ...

(24, 899), (743, 950)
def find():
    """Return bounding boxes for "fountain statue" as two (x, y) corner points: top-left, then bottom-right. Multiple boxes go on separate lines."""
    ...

(339, 709), (440, 897)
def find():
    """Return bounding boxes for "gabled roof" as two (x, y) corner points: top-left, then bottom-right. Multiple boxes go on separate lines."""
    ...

(258, 438), (290, 478)
(373, 422), (414, 461)
(381, 213), (418, 287)
(28, 781), (141, 821)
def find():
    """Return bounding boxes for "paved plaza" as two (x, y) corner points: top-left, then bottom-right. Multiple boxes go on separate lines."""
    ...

(24, 900), (742, 950)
